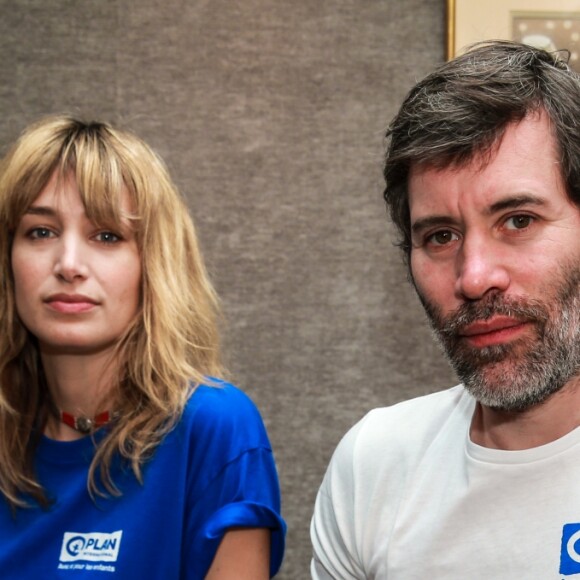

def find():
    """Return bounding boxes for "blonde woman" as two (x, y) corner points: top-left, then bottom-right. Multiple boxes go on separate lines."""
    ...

(0, 116), (285, 579)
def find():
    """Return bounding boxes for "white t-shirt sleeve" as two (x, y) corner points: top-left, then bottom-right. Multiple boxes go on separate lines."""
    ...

(311, 420), (367, 579)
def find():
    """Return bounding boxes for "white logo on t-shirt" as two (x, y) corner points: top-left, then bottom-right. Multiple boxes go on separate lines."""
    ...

(59, 531), (123, 563)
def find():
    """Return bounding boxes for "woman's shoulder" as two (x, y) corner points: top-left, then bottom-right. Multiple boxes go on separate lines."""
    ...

(179, 378), (272, 450)
(186, 378), (261, 417)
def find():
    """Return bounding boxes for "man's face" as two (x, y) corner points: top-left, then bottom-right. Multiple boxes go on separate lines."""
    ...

(407, 112), (580, 412)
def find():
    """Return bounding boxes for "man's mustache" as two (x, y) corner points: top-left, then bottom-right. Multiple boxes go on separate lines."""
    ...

(426, 293), (549, 339)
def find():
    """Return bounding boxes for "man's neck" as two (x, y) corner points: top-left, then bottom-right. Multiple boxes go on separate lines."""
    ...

(470, 377), (580, 450)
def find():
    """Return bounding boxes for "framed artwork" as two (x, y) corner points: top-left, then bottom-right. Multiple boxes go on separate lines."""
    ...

(447, 0), (580, 71)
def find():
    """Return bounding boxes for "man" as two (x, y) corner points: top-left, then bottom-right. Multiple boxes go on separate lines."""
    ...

(311, 41), (580, 579)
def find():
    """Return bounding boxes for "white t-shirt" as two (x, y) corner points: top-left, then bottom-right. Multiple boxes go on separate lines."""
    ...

(311, 385), (580, 579)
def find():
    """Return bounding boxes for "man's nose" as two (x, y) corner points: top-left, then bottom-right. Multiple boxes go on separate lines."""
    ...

(454, 235), (510, 301)
(52, 236), (89, 282)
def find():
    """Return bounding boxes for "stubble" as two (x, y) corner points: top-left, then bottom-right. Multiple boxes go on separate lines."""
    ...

(419, 268), (580, 412)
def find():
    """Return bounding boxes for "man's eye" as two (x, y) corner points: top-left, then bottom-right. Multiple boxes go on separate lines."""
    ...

(505, 215), (533, 230)
(427, 230), (458, 246)
(95, 231), (121, 244)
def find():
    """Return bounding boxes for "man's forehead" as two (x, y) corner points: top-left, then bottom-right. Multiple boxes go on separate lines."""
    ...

(409, 115), (563, 204)
(407, 111), (559, 191)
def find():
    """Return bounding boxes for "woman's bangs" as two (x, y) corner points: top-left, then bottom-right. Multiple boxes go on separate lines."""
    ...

(71, 147), (141, 233)
(5, 164), (57, 231)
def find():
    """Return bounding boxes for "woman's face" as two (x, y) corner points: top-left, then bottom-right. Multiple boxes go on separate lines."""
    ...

(11, 170), (141, 356)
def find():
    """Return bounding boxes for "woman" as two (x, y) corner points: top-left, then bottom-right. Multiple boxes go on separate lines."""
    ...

(0, 116), (285, 578)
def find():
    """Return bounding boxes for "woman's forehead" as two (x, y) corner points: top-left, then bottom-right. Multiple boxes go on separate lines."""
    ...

(23, 168), (136, 225)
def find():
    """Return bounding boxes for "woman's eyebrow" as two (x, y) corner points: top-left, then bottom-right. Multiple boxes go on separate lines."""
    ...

(24, 205), (57, 216)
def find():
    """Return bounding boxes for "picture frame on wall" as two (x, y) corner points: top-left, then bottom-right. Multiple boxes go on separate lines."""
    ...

(447, 0), (580, 71)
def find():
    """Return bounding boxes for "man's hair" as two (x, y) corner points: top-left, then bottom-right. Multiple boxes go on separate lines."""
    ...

(0, 115), (222, 508)
(383, 40), (580, 261)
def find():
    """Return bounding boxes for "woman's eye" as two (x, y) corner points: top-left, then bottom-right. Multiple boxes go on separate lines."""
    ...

(505, 215), (533, 230)
(95, 231), (121, 244)
(28, 227), (54, 239)
(426, 230), (458, 246)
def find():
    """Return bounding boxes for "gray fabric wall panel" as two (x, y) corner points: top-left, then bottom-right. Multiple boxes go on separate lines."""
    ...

(0, 1), (455, 577)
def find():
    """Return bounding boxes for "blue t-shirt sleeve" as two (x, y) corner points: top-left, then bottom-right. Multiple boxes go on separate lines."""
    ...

(181, 382), (286, 578)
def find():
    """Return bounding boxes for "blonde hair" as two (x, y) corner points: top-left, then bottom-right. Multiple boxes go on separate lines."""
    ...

(0, 115), (223, 508)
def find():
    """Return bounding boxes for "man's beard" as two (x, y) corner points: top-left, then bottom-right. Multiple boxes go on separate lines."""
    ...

(419, 268), (580, 412)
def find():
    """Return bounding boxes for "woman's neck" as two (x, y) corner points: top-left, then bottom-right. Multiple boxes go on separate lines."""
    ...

(40, 349), (119, 441)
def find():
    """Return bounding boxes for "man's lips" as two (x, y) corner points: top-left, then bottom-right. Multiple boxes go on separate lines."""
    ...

(459, 316), (531, 347)
(44, 293), (99, 314)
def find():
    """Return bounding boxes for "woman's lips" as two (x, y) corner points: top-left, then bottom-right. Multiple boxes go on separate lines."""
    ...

(45, 294), (98, 314)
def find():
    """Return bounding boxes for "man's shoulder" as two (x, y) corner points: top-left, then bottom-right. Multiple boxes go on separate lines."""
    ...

(334, 385), (473, 471)
(315, 385), (475, 553)
(365, 384), (470, 433)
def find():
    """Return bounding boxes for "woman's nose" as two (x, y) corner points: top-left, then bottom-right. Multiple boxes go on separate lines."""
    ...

(52, 236), (89, 282)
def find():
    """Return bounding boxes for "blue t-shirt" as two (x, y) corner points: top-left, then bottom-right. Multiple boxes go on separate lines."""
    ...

(0, 382), (285, 578)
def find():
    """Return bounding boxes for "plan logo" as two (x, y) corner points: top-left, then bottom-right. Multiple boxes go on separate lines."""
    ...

(560, 523), (580, 575)
(59, 531), (123, 563)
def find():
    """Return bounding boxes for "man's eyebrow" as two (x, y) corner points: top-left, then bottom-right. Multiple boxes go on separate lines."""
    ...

(411, 194), (549, 237)
(487, 194), (547, 214)
(411, 215), (460, 237)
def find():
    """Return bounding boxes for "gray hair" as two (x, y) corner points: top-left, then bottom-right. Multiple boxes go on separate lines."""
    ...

(383, 41), (580, 261)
